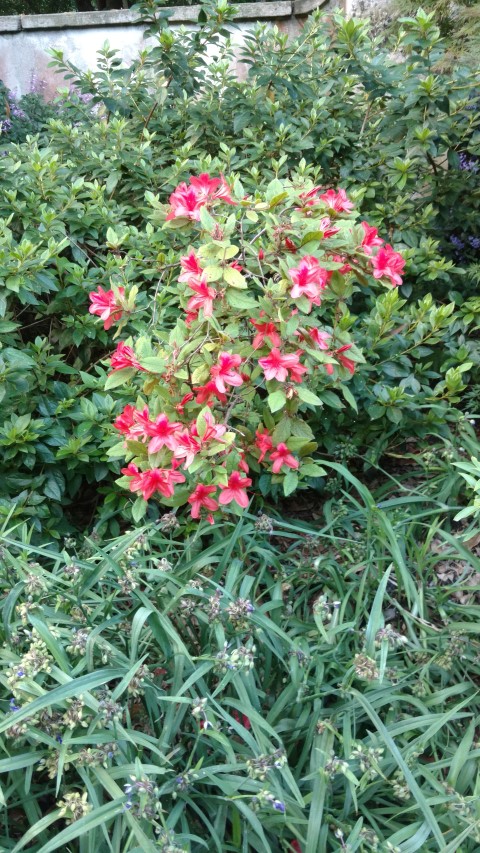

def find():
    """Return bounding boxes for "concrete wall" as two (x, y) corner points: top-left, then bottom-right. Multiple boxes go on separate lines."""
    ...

(0, 0), (335, 97)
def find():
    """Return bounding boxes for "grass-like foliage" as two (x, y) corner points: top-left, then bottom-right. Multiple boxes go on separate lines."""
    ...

(0, 462), (480, 852)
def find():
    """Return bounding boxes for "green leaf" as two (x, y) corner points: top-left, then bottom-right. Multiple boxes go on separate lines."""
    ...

(319, 390), (344, 409)
(132, 496), (147, 522)
(340, 384), (358, 412)
(43, 471), (65, 502)
(196, 406), (211, 438)
(297, 386), (322, 406)
(138, 357), (165, 373)
(226, 290), (258, 311)
(224, 267), (247, 289)
(272, 417), (291, 444)
(104, 368), (135, 390)
(265, 178), (285, 202)
(300, 462), (326, 477)
(105, 170), (121, 195)
(268, 389), (286, 413)
(199, 206), (216, 231)
(106, 226), (119, 246)
(32, 800), (127, 853)
(283, 470), (298, 496)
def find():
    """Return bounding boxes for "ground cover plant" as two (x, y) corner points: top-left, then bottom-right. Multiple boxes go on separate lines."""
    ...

(1, 461), (480, 852)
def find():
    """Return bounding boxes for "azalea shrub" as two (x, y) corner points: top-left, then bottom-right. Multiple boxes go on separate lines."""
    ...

(92, 173), (408, 522)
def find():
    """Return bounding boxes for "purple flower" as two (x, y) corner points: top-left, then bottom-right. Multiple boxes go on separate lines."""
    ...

(449, 235), (465, 250)
(9, 698), (20, 712)
(459, 152), (479, 173)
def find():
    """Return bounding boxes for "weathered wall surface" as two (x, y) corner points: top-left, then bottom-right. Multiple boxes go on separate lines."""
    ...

(0, 1), (334, 97)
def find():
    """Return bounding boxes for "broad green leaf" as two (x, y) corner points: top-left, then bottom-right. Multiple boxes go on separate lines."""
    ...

(268, 389), (286, 413)
(224, 267), (247, 289)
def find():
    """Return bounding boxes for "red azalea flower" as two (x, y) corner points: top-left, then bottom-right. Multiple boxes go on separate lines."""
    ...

(173, 430), (201, 468)
(127, 406), (153, 441)
(188, 483), (219, 519)
(360, 221), (383, 254)
(319, 188), (354, 213)
(125, 467), (186, 500)
(167, 174), (236, 220)
(194, 380), (228, 405)
(269, 443), (299, 474)
(109, 342), (142, 372)
(166, 183), (203, 221)
(326, 344), (356, 376)
(319, 216), (340, 238)
(218, 471), (252, 508)
(259, 348), (307, 383)
(148, 414), (183, 454)
(186, 275), (217, 319)
(175, 392), (194, 415)
(288, 256), (328, 310)
(189, 173), (236, 205)
(113, 404), (136, 434)
(330, 254), (352, 275)
(179, 251), (203, 281)
(88, 285), (125, 330)
(255, 427), (273, 462)
(250, 319), (282, 350)
(308, 328), (331, 350)
(195, 410), (227, 445)
(284, 237), (297, 253)
(371, 245), (405, 286)
(297, 185), (324, 209)
(210, 351), (244, 394)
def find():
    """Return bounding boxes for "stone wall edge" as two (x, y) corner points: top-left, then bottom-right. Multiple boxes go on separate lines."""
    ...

(0, 3), (295, 33)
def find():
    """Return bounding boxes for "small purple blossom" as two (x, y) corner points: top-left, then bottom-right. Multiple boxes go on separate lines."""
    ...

(459, 152), (479, 173)
(449, 235), (465, 250)
(29, 71), (47, 95)
(8, 97), (26, 120)
(9, 698), (20, 712)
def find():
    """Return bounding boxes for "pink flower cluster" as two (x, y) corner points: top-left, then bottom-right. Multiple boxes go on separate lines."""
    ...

(115, 402), (251, 519)
(359, 221), (405, 286)
(88, 176), (407, 522)
(254, 427), (299, 474)
(167, 173), (236, 221)
(288, 255), (329, 312)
